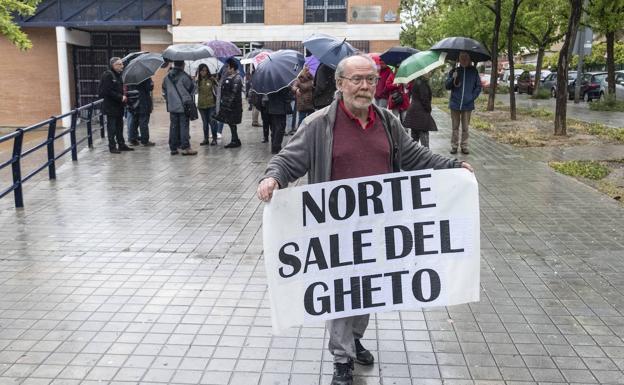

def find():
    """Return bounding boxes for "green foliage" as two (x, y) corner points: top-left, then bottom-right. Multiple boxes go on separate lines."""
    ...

(549, 160), (610, 180)
(572, 120), (624, 142)
(0, 0), (41, 50)
(587, 0), (624, 37)
(572, 41), (624, 68)
(429, 68), (449, 98)
(532, 88), (551, 99)
(471, 116), (493, 131)
(496, 83), (510, 93)
(589, 94), (624, 111)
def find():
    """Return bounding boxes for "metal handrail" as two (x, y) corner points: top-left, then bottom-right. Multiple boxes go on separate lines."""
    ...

(0, 99), (105, 208)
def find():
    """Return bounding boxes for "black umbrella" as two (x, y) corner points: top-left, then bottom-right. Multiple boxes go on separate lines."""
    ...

(430, 37), (491, 63)
(303, 33), (356, 69)
(162, 44), (215, 61)
(121, 51), (147, 66)
(251, 50), (305, 95)
(122, 53), (164, 85)
(379, 46), (419, 66)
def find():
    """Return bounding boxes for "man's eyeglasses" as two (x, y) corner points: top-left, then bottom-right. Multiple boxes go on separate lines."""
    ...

(339, 75), (379, 86)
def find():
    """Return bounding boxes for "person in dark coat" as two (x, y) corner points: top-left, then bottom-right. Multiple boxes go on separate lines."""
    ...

(250, 89), (270, 143)
(313, 63), (336, 110)
(266, 87), (293, 154)
(290, 65), (315, 134)
(98, 57), (133, 153)
(127, 78), (155, 147)
(403, 75), (437, 148)
(216, 59), (243, 148)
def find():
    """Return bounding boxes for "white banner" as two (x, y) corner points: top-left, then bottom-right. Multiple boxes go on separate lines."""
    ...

(263, 169), (480, 334)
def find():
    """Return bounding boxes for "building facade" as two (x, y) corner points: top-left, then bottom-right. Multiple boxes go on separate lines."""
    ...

(1, 0), (400, 127)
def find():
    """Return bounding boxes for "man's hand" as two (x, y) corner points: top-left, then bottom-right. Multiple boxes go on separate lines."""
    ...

(257, 177), (280, 202)
(452, 71), (458, 80)
(122, 95), (128, 103)
(460, 161), (474, 173)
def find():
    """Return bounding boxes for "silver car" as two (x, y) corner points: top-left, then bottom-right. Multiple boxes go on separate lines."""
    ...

(599, 70), (624, 100)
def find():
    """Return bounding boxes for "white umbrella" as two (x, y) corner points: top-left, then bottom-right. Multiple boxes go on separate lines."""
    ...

(187, 57), (223, 76)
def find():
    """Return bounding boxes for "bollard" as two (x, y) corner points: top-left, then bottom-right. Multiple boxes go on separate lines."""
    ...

(70, 112), (78, 161)
(100, 113), (105, 138)
(11, 129), (24, 208)
(47, 118), (57, 180)
(86, 104), (94, 149)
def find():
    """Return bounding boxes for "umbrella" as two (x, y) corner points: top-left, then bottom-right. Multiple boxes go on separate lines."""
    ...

(430, 37), (491, 62)
(162, 44), (215, 61)
(187, 57), (223, 76)
(393, 51), (447, 84)
(244, 48), (273, 59)
(121, 51), (147, 66)
(380, 46), (419, 66)
(219, 56), (245, 78)
(303, 33), (356, 69)
(203, 40), (242, 58)
(251, 49), (305, 95)
(304, 55), (320, 76)
(122, 53), (164, 85)
(368, 52), (382, 68)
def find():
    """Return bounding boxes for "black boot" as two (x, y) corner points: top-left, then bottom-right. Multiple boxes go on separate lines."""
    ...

(331, 360), (353, 385)
(354, 339), (374, 365)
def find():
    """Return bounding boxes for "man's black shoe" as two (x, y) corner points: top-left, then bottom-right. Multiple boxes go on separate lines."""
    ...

(170, 150), (179, 155)
(450, 148), (458, 154)
(129, 140), (139, 146)
(354, 339), (374, 365)
(118, 145), (134, 151)
(331, 361), (353, 385)
(109, 148), (121, 154)
(224, 141), (241, 148)
(261, 138), (269, 143)
(141, 141), (156, 147)
(461, 148), (470, 154)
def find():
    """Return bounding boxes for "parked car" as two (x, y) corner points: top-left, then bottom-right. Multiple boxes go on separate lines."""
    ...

(567, 72), (607, 101)
(480, 73), (491, 92)
(539, 72), (558, 97)
(517, 70), (551, 95)
(599, 70), (624, 100)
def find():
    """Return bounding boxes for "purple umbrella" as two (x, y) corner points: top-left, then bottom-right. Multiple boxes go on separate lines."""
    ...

(202, 40), (242, 58)
(305, 55), (320, 76)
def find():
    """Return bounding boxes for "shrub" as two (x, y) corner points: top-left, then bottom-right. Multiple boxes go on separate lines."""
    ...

(589, 94), (624, 112)
(549, 160), (610, 180)
(495, 84), (510, 94)
(572, 121), (624, 143)
(429, 70), (448, 98)
(532, 88), (551, 99)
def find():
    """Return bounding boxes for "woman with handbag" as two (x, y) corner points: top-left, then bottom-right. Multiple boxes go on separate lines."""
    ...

(196, 64), (219, 146)
(215, 59), (243, 148)
(385, 67), (410, 123)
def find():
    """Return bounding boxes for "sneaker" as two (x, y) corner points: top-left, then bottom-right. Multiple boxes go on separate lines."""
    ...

(181, 148), (198, 155)
(141, 141), (156, 147)
(217, 133), (222, 139)
(109, 147), (121, 154)
(450, 148), (458, 154)
(224, 141), (241, 148)
(170, 150), (179, 155)
(118, 145), (135, 151)
(354, 339), (374, 365)
(261, 138), (269, 143)
(129, 140), (139, 146)
(200, 140), (209, 146)
(461, 148), (470, 154)
(331, 361), (353, 385)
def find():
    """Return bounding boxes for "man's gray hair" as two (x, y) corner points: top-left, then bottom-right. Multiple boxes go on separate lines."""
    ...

(335, 54), (377, 79)
(109, 57), (122, 67)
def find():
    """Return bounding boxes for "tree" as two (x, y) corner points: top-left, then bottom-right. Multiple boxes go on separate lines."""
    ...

(506, 0), (525, 120)
(0, 0), (41, 50)
(516, 0), (568, 98)
(555, 0), (583, 136)
(586, 0), (624, 96)
(480, 0), (502, 111)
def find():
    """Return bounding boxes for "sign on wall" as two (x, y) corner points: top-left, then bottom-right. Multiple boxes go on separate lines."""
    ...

(350, 6), (382, 22)
(263, 169), (481, 334)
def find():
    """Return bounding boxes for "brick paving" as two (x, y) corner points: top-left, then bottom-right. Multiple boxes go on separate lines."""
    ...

(0, 104), (623, 385)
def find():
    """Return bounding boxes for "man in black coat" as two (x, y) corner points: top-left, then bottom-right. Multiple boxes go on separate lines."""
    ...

(99, 57), (133, 153)
(313, 63), (336, 110)
(266, 87), (293, 154)
(127, 78), (155, 147)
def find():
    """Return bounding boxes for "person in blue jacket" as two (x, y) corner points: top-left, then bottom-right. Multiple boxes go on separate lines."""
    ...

(445, 51), (481, 155)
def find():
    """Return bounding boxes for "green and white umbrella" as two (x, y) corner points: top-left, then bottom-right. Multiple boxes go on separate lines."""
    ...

(394, 50), (447, 84)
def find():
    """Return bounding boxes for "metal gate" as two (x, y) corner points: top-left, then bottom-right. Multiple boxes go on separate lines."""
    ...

(73, 32), (140, 108)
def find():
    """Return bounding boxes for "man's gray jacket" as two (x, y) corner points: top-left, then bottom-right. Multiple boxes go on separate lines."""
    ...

(162, 68), (195, 114)
(263, 98), (462, 188)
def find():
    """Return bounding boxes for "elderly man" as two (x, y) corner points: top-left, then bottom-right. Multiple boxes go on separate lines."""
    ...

(445, 51), (481, 155)
(257, 54), (473, 385)
(99, 57), (133, 153)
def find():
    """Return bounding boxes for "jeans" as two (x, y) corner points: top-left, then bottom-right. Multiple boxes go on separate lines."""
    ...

(297, 110), (312, 128)
(129, 112), (151, 144)
(169, 112), (190, 151)
(106, 112), (125, 149)
(198, 107), (218, 140)
(450, 109), (471, 150)
(285, 101), (296, 130)
(126, 110), (135, 141)
(269, 113), (286, 153)
(261, 110), (270, 141)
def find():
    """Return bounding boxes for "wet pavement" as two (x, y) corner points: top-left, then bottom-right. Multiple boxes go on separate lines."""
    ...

(0, 103), (623, 385)
(493, 93), (624, 128)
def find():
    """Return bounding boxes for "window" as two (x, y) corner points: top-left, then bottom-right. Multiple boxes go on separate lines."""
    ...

(223, 0), (264, 24)
(305, 0), (346, 23)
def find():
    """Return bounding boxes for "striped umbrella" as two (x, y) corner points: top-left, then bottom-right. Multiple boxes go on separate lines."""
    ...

(394, 51), (447, 84)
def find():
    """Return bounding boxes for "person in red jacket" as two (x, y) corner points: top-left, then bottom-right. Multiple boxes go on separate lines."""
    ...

(374, 61), (393, 108)
(385, 67), (410, 122)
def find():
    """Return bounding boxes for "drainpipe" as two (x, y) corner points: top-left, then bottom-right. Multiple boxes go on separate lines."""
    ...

(56, 27), (72, 128)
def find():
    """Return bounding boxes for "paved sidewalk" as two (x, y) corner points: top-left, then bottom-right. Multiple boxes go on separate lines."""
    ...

(0, 105), (623, 385)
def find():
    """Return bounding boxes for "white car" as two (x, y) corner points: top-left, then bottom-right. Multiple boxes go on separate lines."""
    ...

(599, 70), (624, 100)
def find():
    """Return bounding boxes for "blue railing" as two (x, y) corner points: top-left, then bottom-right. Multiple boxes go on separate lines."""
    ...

(0, 100), (105, 208)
